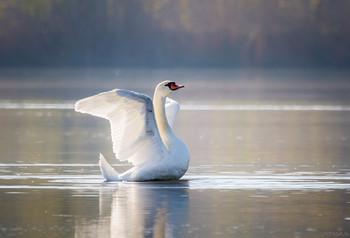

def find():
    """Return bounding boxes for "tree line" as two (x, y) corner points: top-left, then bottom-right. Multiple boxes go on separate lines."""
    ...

(1, 0), (349, 67)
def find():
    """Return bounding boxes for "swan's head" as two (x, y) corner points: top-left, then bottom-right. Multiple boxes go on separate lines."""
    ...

(156, 80), (184, 97)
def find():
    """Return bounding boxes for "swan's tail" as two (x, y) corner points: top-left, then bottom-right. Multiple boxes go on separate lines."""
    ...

(99, 153), (119, 181)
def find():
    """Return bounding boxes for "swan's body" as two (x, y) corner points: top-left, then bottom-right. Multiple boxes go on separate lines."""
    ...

(75, 81), (190, 181)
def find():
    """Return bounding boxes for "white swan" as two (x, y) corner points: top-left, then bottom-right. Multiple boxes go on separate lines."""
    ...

(75, 81), (190, 181)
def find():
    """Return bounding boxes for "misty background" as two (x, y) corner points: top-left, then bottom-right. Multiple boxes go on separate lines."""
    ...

(1, 3), (350, 237)
(1, 0), (350, 68)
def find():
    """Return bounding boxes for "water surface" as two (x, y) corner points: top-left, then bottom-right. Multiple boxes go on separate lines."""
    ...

(0, 68), (350, 237)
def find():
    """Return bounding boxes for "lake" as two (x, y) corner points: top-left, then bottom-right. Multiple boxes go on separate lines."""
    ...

(0, 68), (350, 237)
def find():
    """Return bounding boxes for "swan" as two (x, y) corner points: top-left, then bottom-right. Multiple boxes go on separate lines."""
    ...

(75, 81), (190, 181)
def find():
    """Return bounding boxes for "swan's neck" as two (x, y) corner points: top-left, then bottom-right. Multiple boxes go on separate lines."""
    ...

(153, 91), (172, 149)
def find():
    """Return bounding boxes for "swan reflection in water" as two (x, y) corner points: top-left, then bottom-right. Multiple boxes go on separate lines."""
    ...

(75, 181), (189, 238)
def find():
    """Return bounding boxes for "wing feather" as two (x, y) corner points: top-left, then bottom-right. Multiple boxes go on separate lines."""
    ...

(165, 98), (180, 128)
(75, 89), (168, 166)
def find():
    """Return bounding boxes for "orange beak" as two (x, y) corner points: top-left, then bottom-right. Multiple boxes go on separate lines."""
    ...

(170, 83), (184, 90)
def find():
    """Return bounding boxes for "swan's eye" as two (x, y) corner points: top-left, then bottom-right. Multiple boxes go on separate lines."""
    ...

(165, 82), (175, 89)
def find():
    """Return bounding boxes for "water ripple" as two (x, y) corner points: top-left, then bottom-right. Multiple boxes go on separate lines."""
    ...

(0, 164), (349, 191)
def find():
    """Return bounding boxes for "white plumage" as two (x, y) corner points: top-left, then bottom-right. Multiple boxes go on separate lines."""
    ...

(75, 81), (190, 181)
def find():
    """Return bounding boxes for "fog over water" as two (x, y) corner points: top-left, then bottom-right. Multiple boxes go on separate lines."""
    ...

(1, 1), (350, 237)
(0, 68), (349, 237)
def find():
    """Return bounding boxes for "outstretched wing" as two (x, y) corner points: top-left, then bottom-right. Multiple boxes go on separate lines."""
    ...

(165, 98), (180, 128)
(75, 89), (168, 166)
